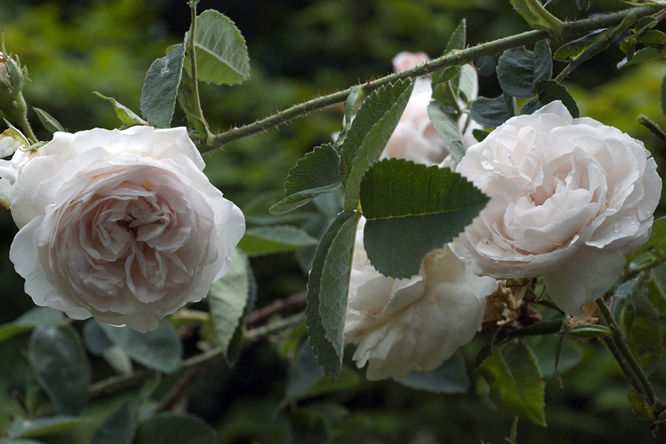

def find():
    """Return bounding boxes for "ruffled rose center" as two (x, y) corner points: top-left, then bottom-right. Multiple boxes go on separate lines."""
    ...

(489, 144), (607, 256)
(46, 164), (217, 311)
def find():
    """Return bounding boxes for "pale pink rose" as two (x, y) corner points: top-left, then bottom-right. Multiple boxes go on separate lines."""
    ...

(381, 78), (449, 165)
(383, 52), (481, 166)
(392, 51), (430, 73)
(451, 101), (661, 315)
(345, 218), (497, 381)
(0, 126), (245, 332)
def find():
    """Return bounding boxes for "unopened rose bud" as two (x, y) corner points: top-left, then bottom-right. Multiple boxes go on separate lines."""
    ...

(0, 46), (30, 135)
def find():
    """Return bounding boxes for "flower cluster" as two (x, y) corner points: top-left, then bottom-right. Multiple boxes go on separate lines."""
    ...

(0, 126), (244, 332)
(345, 64), (661, 380)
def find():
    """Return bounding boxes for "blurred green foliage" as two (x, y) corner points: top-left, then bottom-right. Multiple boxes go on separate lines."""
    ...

(1, 0), (666, 442)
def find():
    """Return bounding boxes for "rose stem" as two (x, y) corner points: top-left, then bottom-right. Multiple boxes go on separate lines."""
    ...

(638, 114), (666, 144)
(185, 0), (213, 144)
(199, 5), (664, 152)
(497, 319), (563, 341)
(88, 312), (305, 399)
(595, 297), (658, 406)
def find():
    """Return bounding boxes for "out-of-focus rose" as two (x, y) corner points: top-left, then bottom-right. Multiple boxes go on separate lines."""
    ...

(382, 52), (480, 166)
(0, 126), (245, 332)
(392, 51), (430, 73)
(345, 218), (497, 381)
(451, 101), (661, 315)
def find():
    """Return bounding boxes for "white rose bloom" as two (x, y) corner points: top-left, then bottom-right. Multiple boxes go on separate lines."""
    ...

(0, 126), (245, 332)
(345, 218), (497, 381)
(382, 52), (480, 166)
(451, 101), (661, 315)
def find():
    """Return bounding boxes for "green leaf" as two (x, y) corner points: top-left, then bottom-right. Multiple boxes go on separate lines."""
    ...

(627, 390), (653, 421)
(636, 30), (666, 45)
(98, 320), (181, 373)
(193, 10), (250, 85)
(0, 308), (64, 345)
(343, 87), (362, 130)
(615, 274), (662, 375)
(520, 97), (543, 115)
(93, 92), (148, 127)
(497, 40), (552, 98)
(360, 159), (488, 278)
(92, 401), (135, 444)
(536, 79), (579, 118)
(238, 225), (319, 256)
(140, 43), (186, 128)
(470, 95), (513, 128)
(433, 66), (460, 86)
(306, 211), (359, 382)
(648, 263), (666, 316)
(32, 107), (64, 133)
(284, 341), (359, 405)
(134, 413), (217, 444)
(558, 10), (636, 71)
(444, 19), (466, 54)
(28, 325), (91, 415)
(472, 128), (490, 142)
(478, 340), (546, 426)
(554, 30), (604, 61)
(635, 16), (658, 32)
(285, 144), (341, 196)
(208, 250), (252, 365)
(83, 320), (133, 375)
(458, 64), (478, 103)
(270, 183), (343, 216)
(15, 307), (63, 326)
(8, 416), (88, 439)
(428, 101), (465, 162)
(83, 318), (114, 355)
(577, 0), (590, 9)
(397, 351), (470, 394)
(618, 47), (666, 68)
(270, 144), (342, 215)
(340, 79), (414, 211)
(296, 212), (338, 274)
(509, 0), (564, 34)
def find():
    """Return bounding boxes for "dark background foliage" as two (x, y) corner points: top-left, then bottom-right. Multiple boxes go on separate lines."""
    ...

(1, 0), (666, 442)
